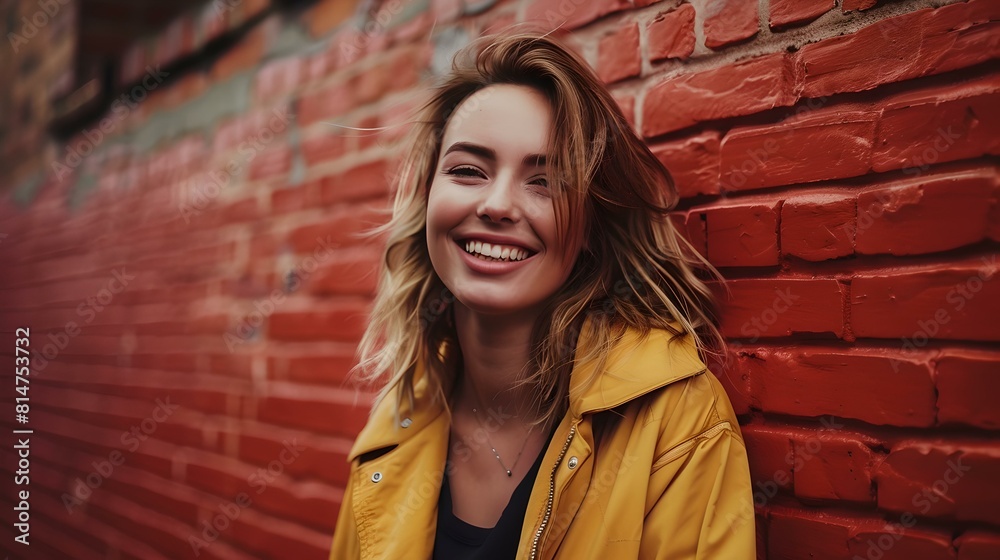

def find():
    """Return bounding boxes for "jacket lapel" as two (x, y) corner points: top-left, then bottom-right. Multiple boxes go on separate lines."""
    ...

(348, 361), (450, 560)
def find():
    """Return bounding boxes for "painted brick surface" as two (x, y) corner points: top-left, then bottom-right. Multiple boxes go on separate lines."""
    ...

(1, 0), (998, 558)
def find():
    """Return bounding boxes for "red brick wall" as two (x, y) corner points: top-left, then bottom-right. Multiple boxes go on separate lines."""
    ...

(1, 0), (998, 558)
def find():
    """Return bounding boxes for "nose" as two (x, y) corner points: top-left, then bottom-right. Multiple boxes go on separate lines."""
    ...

(476, 171), (521, 224)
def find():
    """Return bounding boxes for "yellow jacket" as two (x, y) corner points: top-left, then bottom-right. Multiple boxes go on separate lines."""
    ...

(330, 323), (755, 559)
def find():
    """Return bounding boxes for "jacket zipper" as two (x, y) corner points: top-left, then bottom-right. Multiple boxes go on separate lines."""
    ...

(526, 367), (708, 559)
(530, 423), (576, 560)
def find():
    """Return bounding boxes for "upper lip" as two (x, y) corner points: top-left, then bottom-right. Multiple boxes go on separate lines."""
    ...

(454, 232), (539, 253)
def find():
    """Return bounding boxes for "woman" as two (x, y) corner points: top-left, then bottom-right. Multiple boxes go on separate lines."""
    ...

(330, 28), (754, 559)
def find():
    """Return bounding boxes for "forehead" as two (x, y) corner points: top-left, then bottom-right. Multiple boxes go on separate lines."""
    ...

(440, 84), (553, 156)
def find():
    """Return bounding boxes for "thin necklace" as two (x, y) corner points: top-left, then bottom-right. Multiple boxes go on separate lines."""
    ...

(471, 403), (535, 477)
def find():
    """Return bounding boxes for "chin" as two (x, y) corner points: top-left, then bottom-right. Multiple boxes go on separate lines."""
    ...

(451, 292), (542, 318)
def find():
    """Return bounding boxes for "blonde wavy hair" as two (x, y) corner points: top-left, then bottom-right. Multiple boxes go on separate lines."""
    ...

(352, 27), (725, 428)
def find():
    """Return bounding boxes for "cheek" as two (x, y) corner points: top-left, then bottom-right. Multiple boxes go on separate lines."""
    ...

(425, 182), (454, 234)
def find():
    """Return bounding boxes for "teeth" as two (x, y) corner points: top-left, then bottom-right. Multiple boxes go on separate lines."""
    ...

(461, 240), (531, 262)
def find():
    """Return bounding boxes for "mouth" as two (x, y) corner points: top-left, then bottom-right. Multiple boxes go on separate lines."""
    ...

(454, 238), (538, 263)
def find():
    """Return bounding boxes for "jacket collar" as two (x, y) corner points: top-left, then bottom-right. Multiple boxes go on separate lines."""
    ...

(347, 316), (707, 462)
(567, 319), (707, 416)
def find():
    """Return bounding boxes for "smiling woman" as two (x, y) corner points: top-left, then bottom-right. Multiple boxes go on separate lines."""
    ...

(330, 27), (754, 560)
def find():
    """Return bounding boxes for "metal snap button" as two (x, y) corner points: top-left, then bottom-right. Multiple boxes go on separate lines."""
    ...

(371, 472), (383, 483)
(401, 418), (412, 428)
(567, 456), (578, 469)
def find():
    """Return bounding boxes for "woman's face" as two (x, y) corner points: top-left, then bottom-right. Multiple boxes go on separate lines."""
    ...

(426, 84), (584, 319)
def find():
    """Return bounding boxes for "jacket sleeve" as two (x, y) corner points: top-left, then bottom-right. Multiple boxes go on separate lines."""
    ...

(639, 419), (756, 559)
(329, 470), (360, 560)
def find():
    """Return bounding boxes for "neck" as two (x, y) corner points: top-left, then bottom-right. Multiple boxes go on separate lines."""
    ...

(451, 303), (540, 421)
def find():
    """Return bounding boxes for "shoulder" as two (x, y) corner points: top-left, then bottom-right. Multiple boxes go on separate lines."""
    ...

(638, 368), (746, 469)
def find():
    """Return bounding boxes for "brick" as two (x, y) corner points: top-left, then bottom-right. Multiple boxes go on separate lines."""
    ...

(781, 193), (855, 261)
(286, 202), (389, 252)
(873, 92), (1000, 174)
(255, 389), (370, 437)
(855, 173), (995, 256)
(221, 197), (259, 224)
(300, 133), (348, 167)
(768, 512), (853, 560)
(614, 93), (635, 129)
(990, 190), (1000, 242)
(678, 209), (707, 257)
(719, 110), (877, 192)
(320, 160), (392, 204)
(848, 526), (957, 560)
(248, 146), (292, 182)
(643, 53), (796, 137)
(247, 479), (340, 532)
(936, 350), (1000, 429)
(271, 181), (322, 215)
(524, 0), (631, 30)
(957, 531), (1000, 560)
(710, 361), (751, 416)
(296, 82), (353, 127)
(648, 4), (696, 62)
(704, 201), (780, 267)
(748, 347), (936, 427)
(842, 0), (877, 12)
(796, 0), (1000, 98)
(717, 278), (846, 339)
(350, 46), (424, 106)
(270, 350), (359, 385)
(239, 430), (352, 486)
(227, 509), (332, 559)
(304, 0), (354, 38)
(850, 261), (1000, 341)
(740, 425), (794, 493)
(650, 130), (721, 198)
(875, 442), (1000, 525)
(703, 0), (758, 49)
(255, 56), (302, 102)
(306, 250), (380, 297)
(597, 24), (640, 83)
(770, 0), (835, 29)
(268, 301), (370, 341)
(793, 436), (875, 503)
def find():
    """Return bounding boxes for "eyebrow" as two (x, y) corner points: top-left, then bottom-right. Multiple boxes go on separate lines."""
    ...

(442, 141), (547, 167)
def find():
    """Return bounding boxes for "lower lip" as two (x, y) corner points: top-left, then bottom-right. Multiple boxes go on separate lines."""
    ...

(456, 241), (536, 274)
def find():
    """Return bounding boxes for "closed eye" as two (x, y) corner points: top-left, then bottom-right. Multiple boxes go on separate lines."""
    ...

(446, 165), (485, 178)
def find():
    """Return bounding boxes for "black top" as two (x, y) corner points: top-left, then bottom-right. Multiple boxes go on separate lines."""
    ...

(432, 429), (554, 560)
